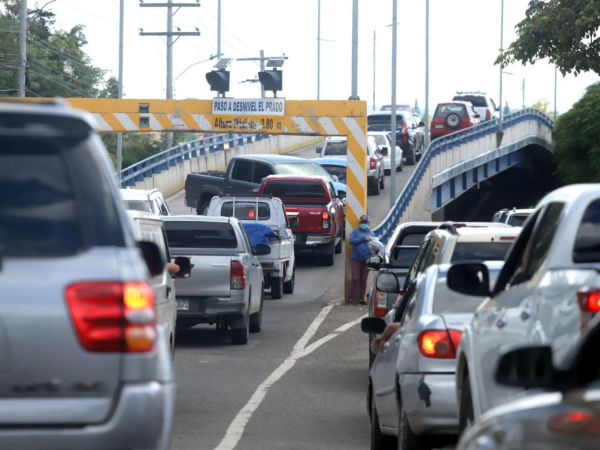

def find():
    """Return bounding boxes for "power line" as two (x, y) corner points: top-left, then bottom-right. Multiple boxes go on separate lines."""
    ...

(26, 87), (41, 97)
(28, 58), (97, 90)
(29, 67), (90, 96)
(27, 37), (93, 70)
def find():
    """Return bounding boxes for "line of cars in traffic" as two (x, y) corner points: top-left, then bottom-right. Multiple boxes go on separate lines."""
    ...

(361, 184), (600, 449)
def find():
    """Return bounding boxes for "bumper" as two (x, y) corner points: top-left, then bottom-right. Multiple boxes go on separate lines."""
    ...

(176, 297), (247, 321)
(400, 373), (458, 436)
(293, 233), (333, 247)
(0, 381), (175, 450)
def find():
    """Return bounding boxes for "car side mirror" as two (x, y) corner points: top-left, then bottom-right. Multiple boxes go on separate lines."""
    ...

(364, 255), (383, 271)
(255, 243), (271, 256)
(376, 272), (400, 293)
(138, 241), (166, 277)
(496, 345), (567, 390)
(316, 146), (322, 153)
(361, 317), (387, 334)
(418, 121), (425, 127)
(173, 256), (193, 278)
(446, 262), (491, 297)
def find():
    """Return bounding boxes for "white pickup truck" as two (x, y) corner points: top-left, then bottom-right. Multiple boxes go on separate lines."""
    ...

(208, 195), (296, 299)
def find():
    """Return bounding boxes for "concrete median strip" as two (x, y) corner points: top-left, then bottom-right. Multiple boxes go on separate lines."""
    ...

(213, 305), (366, 450)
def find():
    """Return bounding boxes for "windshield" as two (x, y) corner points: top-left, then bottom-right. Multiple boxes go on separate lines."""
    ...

(125, 200), (153, 213)
(320, 164), (347, 183)
(434, 104), (467, 118)
(221, 202), (271, 221)
(368, 114), (407, 127)
(274, 162), (333, 181)
(322, 142), (348, 156)
(262, 180), (326, 199)
(507, 214), (529, 227)
(450, 242), (512, 262)
(165, 221), (238, 249)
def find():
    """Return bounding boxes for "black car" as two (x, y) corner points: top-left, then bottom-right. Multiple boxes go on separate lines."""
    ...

(367, 111), (425, 165)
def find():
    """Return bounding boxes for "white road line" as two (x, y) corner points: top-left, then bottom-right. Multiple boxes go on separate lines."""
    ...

(213, 307), (365, 450)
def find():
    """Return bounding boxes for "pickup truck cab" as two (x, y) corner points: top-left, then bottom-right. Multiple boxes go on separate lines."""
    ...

(259, 175), (344, 266)
(185, 154), (347, 215)
(207, 195), (296, 299)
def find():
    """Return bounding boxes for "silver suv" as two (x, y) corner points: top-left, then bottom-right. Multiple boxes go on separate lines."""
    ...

(452, 91), (499, 122)
(120, 188), (170, 216)
(0, 102), (177, 449)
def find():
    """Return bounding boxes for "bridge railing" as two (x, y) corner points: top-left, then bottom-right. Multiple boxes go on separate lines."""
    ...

(119, 132), (268, 187)
(373, 108), (554, 243)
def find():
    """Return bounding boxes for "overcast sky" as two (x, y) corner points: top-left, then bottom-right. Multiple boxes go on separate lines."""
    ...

(38, 0), (600, 113)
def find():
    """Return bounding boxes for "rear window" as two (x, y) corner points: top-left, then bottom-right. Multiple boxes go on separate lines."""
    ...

(398, 231), (430, 246)
(434, 104), (467, 118)
(574, 199), (600, 263)
(323, 141), (347, 156)
(321, 164), (347, 183)
(371, 135), (387, 147)
(0, 144), (84, 257)
(507, 214), (529, 227)
(126, 200), (153, 213)
(262, 181), (326, 199)
(164, 221), (238, 249)
(221, 201), (271, 220)
(433, 269), (500, 314)
(368, 114), (407, 127)
(450, 242), (512, 262)
(390, 247), (420, 268)
(452, 96), (488, 107)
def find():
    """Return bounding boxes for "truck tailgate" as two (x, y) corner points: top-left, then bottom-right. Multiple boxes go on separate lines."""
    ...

(284, 204), (326, 234)
(171, 253), (232, 297)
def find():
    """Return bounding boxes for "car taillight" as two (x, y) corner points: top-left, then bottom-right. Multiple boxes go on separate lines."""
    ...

(248, 209), (256, 219)
(417, 329), (462, 359)
(370, 157), (377, 170)
(231, 261), (246, 290)
(373, 288), (387, 317)
(66, 281), (156, 353)
(403, 124), (408, 145)
(548, 412), (600, 434)
(486, 109), (491, 120)
(322, 211), (331, 229)
(577, 288), (600, 313)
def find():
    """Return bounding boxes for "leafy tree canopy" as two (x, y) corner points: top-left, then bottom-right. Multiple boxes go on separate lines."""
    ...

(497, 0), (600, 76)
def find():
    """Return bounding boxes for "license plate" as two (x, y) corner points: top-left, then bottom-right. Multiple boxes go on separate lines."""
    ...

(435, 124), (443, 129)
(176, 300), (189, 311)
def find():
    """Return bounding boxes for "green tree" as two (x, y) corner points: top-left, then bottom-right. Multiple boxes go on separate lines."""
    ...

(497, 0), (600, 76)
(554, 82), (600, 184)
(530, 99), (551, 115)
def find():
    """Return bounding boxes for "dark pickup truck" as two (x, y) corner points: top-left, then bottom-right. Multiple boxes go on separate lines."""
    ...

(184, 154), (343, 215)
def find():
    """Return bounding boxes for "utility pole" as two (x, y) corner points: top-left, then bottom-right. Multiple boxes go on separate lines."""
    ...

(140, 0), (200, 149)
(424, 0), (430, 148)
(18, 0), (27, 97)
(390, 0), (397, 208)
(217, 0), (221, 58)
(350, 0), (359, 100)
(317, 0), (321, 100)
(498, 0), (504, 132)
(373, 30), (376, 111)
(554, 66), (557, 121)
(237, 52), (288, 99)
(117, 0), (125, 180)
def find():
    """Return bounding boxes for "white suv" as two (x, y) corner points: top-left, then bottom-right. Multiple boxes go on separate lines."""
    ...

(120, 188), (170, 216)
(452, 92), (499, 122)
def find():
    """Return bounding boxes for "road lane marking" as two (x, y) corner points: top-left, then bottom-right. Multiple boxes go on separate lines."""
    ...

(213, 306), (366, 450)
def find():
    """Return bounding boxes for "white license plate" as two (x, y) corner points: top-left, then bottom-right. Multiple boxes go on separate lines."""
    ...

(176, 300), (189, 311)
(435, 124), (444, 129)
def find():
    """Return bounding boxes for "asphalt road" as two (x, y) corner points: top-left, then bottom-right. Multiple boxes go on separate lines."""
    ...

(167, 144), (417, 450)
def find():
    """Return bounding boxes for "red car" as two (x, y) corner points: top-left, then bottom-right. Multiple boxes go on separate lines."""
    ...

(259, 175), (344, 266)
(430, 101), (481, 140)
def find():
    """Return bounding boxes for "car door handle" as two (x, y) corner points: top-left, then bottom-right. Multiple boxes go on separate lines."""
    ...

(521, 309), (532, 321)
(496, 317), (507, 329)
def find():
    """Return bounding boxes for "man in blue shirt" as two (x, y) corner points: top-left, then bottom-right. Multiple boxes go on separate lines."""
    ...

(347, 215), (382, 305)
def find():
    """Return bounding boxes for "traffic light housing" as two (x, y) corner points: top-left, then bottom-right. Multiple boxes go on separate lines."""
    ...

(258, 69), (283, 96)
(206, 70), (230, 95)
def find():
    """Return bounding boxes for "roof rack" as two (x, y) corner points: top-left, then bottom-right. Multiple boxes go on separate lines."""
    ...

(437, 222), (467, 234)
(455, 91), (486, 96)
(218, 194), (273, 199)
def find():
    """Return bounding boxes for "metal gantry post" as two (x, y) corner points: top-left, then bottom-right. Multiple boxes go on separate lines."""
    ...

(18, 0), (27, 98)
(350, 0), (359, 100)
(166, 0), (174, 149)
(424, 0), (430, 148)
(217, 0), (222, 58)
(373, 30), (376, 111)
(390, 0), (397, 208)
(117, 0), (125, 179)
(498, 0), (504, 132)
(260, 49), (266, 98)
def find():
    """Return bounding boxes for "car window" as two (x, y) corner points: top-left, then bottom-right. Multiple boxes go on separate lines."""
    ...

(371, 135), (387, 147)
(139, 219), (168, 261)
(157, 197), (170, 215)
(0, 143), (85, 257)
(398, 230), (431, 246)
(453, 96), (488, 107)
(400, 285), (419, 325)
(390, 246), (420, 268)
(321, 164), (347, 183)
(434, 104), (467, 118)
(327, 183), (337, 200)
(573, 199), (600, 263)
(323, 141), (347, 156)
(221, 201), (271, 220)
(450, 242), (513, 262)
(422, 238), (441, 269)
(126, 200), (153, 213)
(231, 159), (254, 183)
(408, 238), (431, 281)
(274, 162), (332, 180)
(507, 214), (529, 227)
(153, 199), (161, 214)
(252, 162), (273, 184)
(262, 180), (326, 200)
(433, 269), (501, 314)
(165, 221), (238, 249)
(367, 114), (407, 127)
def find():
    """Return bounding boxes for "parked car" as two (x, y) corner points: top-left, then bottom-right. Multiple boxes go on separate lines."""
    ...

(448, 184), (600, 432)
(0, 101), (176, 449)
(120, 187), (170, 216)
(492, 207), (535, 227)
(184, 154), (347, 215)
(207, 194), (296, 299)
(368, 131), (403, 173)
(362, 261), (503, 450)
(317, 136), (385, 195)
(312, 157), (348, 184)
(365, 223), (519, 367)
(259, 175), (344, 266)
(367, 111), (425, 165)
(127, 211), (192, 354)
(163, 216), (267, 344)
(430, 102), (481, 141)
(459, 313), (600, 450)
(452, 91), (499, 122)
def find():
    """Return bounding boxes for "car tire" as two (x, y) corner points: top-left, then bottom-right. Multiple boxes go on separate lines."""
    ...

(249, 290), (263, 333)
(372, 179), (380, 195)
(271, 276), (284, 299)
(459, 372), (476, 434)
(384, 169), (391, 176)
(283, 266), (295, 294)
(397, 397), (432, 450)
(446, 112), (461, 129)
(399, 160), (403, 171)
(197, 201), (211, 216)
(406, 151), (416, 166)
(371, 391), (395, 450)
(321, 241), (335, 266)
(334, 235), (343, 254)
(379, 173), (385, 190)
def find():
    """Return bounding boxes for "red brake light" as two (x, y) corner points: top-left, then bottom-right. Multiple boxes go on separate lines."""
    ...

(248, 209), (256, 219)
(403, 124), (408, 145)
(322, 212), (329, 220)
(418, 329), (462, 359)
(500, 236), (516, 241)
(578, 288), (600, 313)
(66, 281), (156, 353)
(373, 288), (387, 317)
(486, 109), (491, 120)
(370, 157), (377, 170)
(231, 261), (246, 290)
(548, 412), (600, 434)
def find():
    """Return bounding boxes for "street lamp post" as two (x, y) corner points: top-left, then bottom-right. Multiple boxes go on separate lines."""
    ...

(390, 0), (397, 208)
(498, 0), (504, 131)
(424, 0), (430, 148)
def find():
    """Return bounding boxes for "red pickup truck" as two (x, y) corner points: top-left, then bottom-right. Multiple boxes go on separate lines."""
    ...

(259, 175), (344, 266)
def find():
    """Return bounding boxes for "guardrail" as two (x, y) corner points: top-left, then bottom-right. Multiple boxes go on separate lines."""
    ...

(373, 108), (554, 243)
(119, 132), (269, 187)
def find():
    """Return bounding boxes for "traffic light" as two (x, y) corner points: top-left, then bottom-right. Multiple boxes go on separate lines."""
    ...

(258, 69), (283, 96)
(206, 70), (230, 96)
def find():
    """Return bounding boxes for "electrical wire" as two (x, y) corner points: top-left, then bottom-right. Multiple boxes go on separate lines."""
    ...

(25, 88), (42, 97)
(27, 37), (93, 70)
(29, 57), (97, 89)
(29, 68), (90, 96)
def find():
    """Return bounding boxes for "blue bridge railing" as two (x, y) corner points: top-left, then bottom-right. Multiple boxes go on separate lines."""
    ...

(373, 108), (554, 244)
(119, 132), (269, 188)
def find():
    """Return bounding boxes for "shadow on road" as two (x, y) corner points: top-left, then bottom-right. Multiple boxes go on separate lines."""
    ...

(175, 326), (233, 348)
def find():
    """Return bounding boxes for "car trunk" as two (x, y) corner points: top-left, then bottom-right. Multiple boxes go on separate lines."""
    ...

(0, 249), (122, 425)
(284, 204), (327, 235)
(170, 251), (233, 297)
